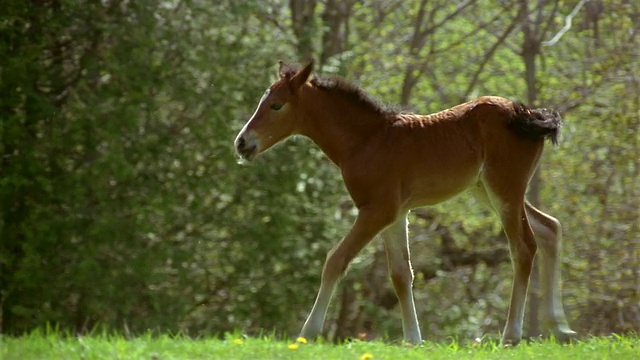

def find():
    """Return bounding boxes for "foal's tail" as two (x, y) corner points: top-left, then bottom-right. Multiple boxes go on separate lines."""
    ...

(508, 102), (562, 145)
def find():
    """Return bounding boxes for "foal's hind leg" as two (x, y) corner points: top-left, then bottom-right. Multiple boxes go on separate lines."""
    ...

(474, 182), (536, 345)
(380, 214), (422, 344)
(498, 204), (537, 345)
(525, 202), (576, 342)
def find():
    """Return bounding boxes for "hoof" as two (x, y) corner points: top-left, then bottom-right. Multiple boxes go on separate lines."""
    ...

(401, 339), (424, 348)
(554, 329), (578, 344)
(501, 337), (521, 347)
(501, 328), (522, 347)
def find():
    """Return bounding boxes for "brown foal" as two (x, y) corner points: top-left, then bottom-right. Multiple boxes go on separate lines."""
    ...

(234, 60), (576, 345)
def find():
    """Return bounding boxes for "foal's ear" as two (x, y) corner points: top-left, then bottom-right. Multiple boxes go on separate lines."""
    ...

(289, 59), (314, 91)
(278, 60), (290, 79)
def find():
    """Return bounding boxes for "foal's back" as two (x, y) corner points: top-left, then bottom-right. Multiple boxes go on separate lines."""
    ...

(365, 96), (532, 208)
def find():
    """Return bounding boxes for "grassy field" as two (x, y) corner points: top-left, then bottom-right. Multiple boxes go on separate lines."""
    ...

(2, 330), (638, 360)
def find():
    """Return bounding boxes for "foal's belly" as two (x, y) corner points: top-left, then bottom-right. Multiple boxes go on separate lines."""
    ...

(402, 161), (481, 209)
(404, 179), (476, 208)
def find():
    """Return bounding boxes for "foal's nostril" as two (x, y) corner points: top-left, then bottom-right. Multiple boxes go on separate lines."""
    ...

(235, 133), (258, 161)
(236, 136), (246, 150)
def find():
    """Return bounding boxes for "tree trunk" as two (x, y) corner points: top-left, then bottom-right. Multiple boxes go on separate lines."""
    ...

(519, 0), (542, 338)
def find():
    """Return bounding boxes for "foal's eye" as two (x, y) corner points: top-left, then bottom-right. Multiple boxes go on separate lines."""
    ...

(270, 103), (283, 111)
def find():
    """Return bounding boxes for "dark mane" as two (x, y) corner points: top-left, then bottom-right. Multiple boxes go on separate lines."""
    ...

(281, 63), (397, 116)
(312, 76), (398, 116)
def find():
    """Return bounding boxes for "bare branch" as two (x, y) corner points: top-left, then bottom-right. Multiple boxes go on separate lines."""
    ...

(414, 0), (476, 50)
(462, 12), (520, 100)
(542, 0), (587, 47)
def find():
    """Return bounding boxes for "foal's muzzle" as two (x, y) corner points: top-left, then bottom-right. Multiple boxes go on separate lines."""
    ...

(234, 131), (259, 162)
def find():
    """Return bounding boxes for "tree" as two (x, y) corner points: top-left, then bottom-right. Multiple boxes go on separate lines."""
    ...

(1, 0), (637, 340)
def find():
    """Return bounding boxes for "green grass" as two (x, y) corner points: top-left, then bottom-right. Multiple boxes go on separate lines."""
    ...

(1, 330), (638, 360)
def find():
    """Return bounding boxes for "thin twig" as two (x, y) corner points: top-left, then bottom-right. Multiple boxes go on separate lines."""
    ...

(542, 0), (587, 47)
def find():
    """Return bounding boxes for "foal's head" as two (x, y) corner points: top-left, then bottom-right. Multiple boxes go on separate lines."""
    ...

(234, 60), (314, 162)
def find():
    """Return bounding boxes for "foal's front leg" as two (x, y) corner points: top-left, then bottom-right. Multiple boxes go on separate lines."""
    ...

(380, 215), (422, 344)
(300, 207), (397, 340)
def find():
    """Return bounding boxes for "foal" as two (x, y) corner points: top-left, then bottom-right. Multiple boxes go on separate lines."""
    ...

(234, 60), (576, 345)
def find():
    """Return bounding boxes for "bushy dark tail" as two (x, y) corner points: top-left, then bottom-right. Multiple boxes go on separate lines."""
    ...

(508, 102), (562, 145)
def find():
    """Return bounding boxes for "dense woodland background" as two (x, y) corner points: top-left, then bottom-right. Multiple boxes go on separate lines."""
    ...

(1, 0), (638, 341)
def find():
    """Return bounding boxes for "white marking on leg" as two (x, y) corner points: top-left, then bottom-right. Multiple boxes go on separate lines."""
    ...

(526, 205), (576, 340)
(300, 280), (335, 339)
(380, 215), (422, 344)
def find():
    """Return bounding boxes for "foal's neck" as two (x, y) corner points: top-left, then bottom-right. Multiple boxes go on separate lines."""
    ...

(298, 86), (389, 166)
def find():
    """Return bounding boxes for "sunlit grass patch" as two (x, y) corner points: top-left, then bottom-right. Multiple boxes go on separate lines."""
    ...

(1, 329), (638, 360)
